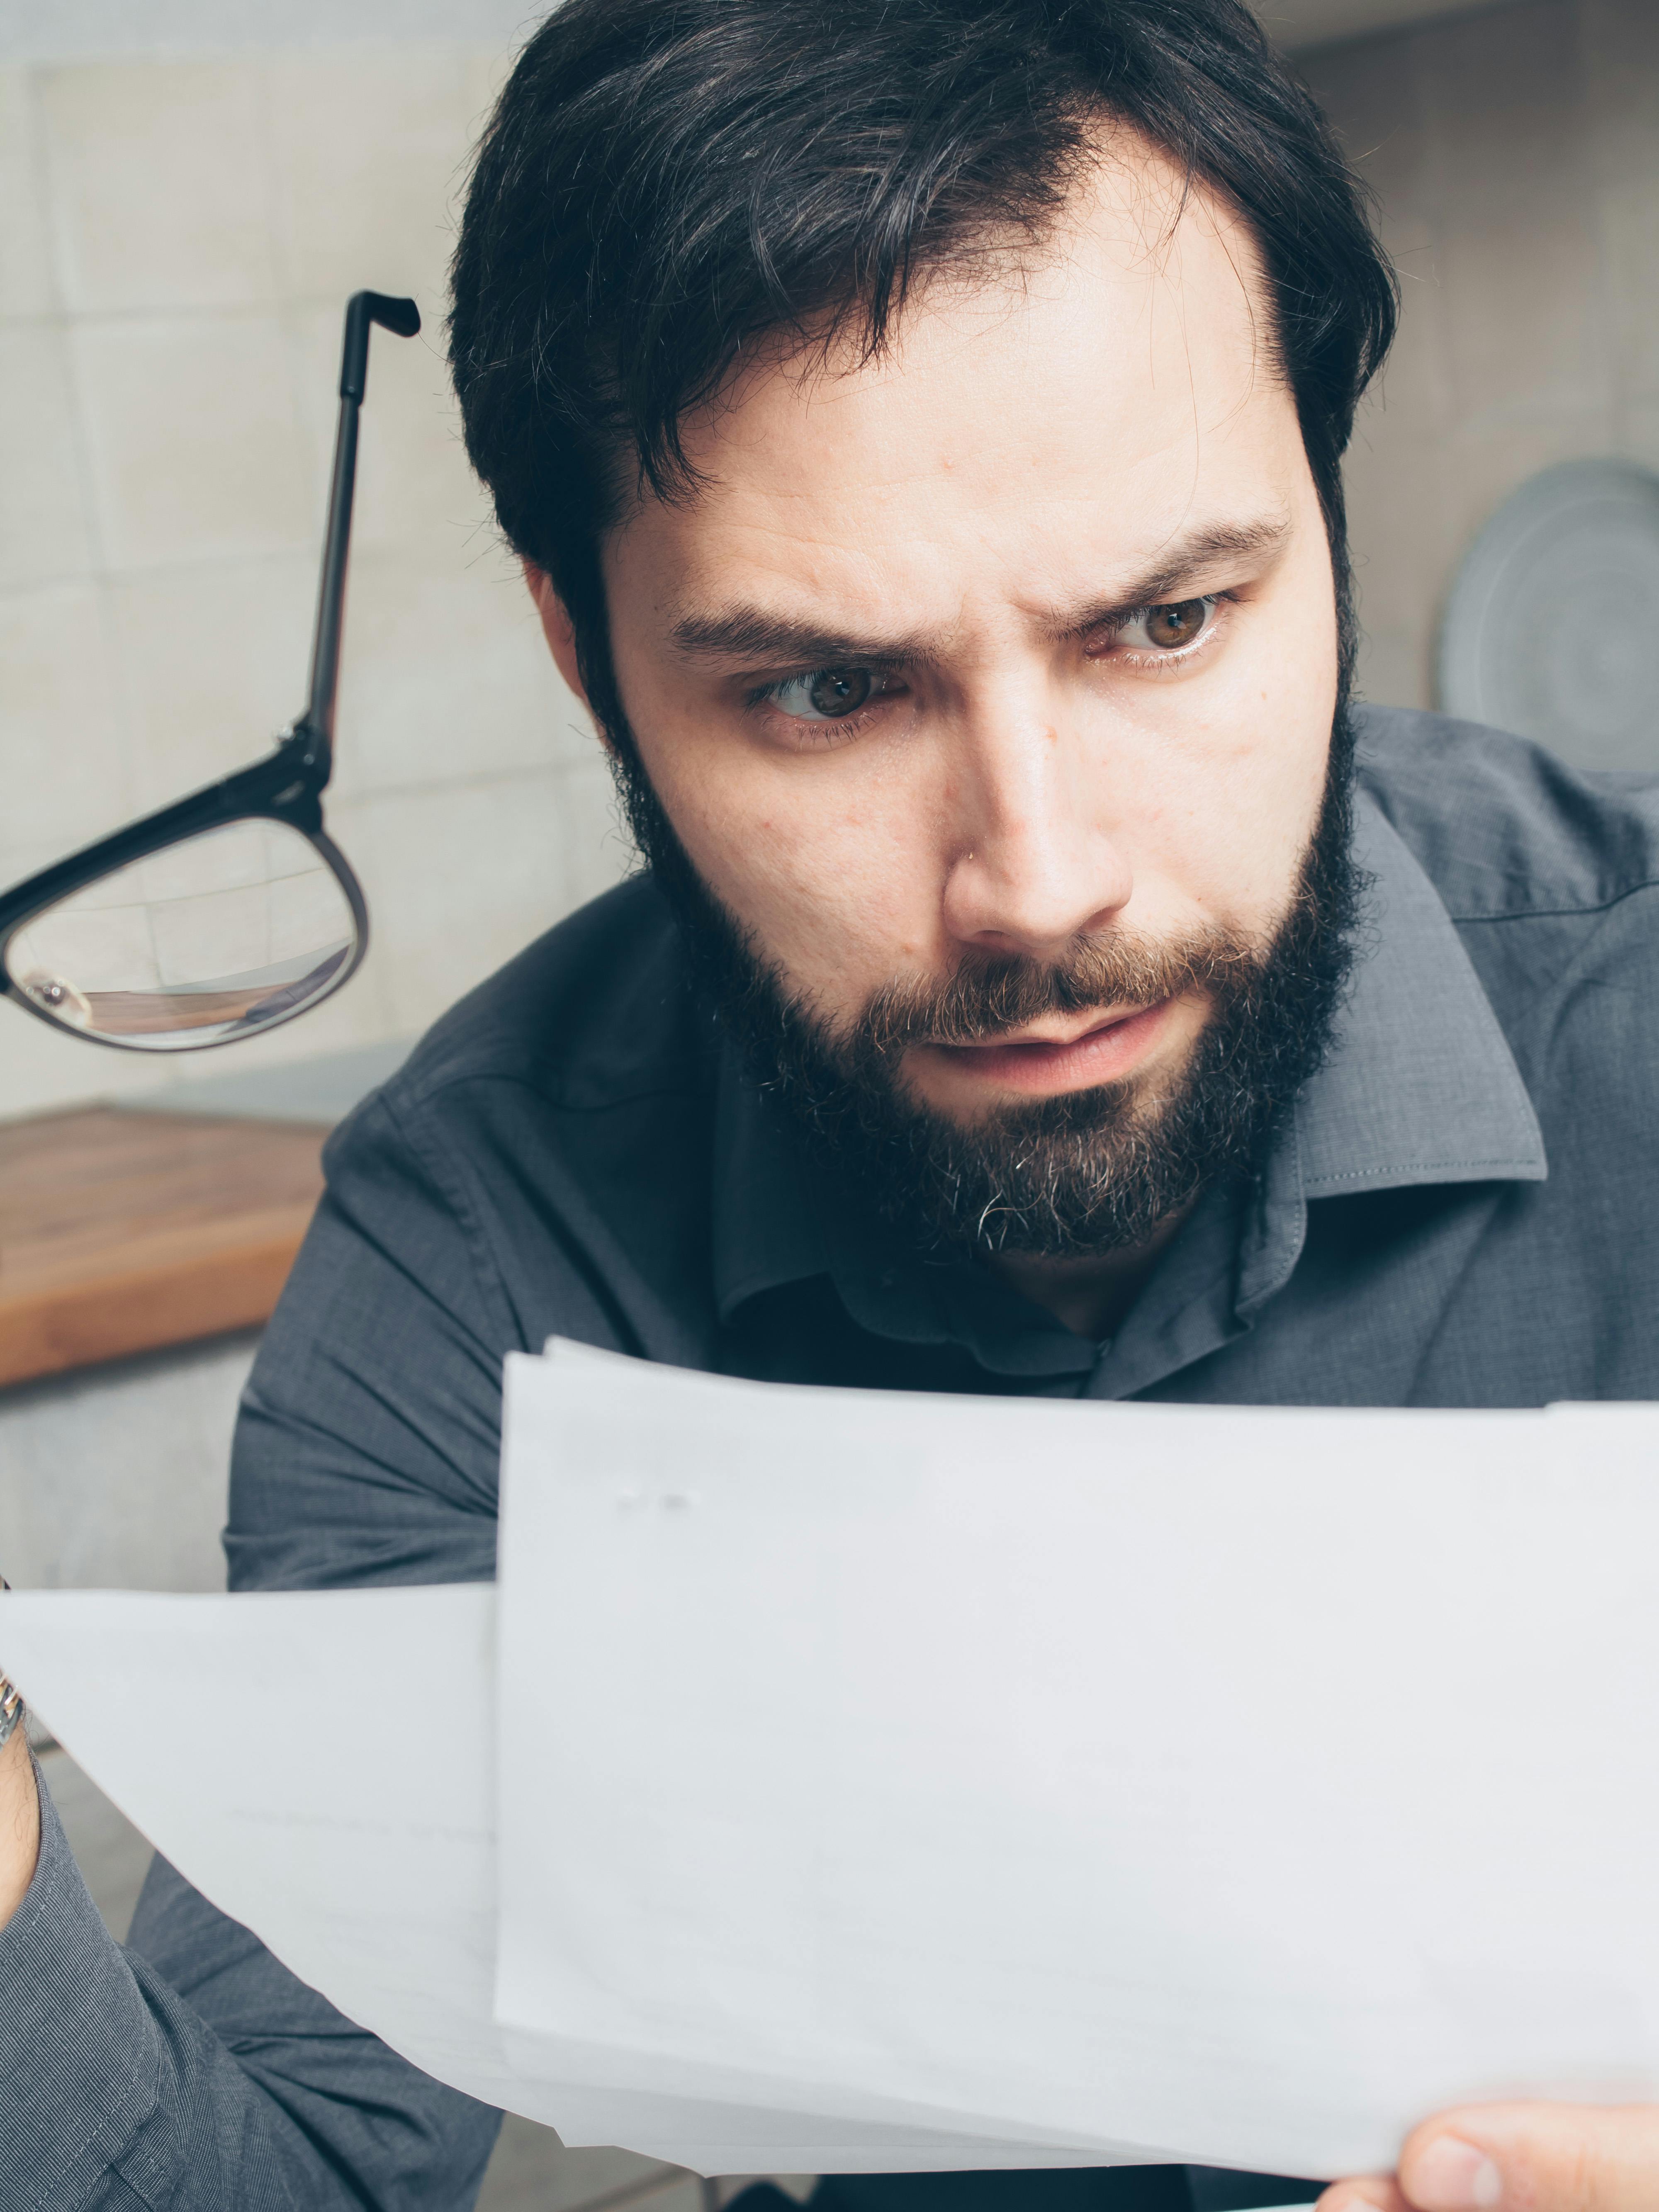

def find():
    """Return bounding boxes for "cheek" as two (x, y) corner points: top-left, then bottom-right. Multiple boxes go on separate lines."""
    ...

(635, 716), (940, 1003)
(1151, 600), (1336, 930)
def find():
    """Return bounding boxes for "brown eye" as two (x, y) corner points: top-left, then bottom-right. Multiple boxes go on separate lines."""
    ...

(807, 668), (872, 716)
(1143, 598), (1210, 649)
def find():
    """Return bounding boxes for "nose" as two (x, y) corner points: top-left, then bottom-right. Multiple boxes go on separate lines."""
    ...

(939, 703), (1133, 960)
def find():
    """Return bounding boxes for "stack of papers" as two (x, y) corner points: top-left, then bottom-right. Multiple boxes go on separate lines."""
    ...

(5, 1342), (1659, 2179)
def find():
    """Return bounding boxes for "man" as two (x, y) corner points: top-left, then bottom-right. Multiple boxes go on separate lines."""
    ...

(3, 0), (1659, 2207)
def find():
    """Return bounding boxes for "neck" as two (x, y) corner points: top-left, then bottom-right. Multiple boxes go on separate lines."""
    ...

(988, 1201), (1194, 1341)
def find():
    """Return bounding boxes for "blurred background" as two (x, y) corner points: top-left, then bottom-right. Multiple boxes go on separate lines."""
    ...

(0, 0), (1653, 2204)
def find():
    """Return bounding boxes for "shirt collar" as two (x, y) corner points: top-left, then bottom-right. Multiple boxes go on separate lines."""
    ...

(710, 783), (1547, 1347)
(1232, 787), (1547, 1321)
(1294, 788), (1546, 1199)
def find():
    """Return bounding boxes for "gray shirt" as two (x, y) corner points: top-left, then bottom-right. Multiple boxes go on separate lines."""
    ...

(5, 706), (1659, 2210)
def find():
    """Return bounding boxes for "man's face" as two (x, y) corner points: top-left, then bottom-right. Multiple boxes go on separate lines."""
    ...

(536, 151), (1348, 1253)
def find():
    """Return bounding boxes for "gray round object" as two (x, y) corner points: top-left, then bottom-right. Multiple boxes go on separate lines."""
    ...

(1438, 459), (1659, 771)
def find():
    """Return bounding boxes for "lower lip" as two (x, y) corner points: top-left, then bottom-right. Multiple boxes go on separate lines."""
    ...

(920, 1000), (1175, 1099)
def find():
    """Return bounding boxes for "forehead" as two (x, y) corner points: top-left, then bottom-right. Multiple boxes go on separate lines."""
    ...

(607, 149), (1304, 620)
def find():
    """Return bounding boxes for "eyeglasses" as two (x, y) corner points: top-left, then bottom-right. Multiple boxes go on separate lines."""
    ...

(0, 290), (418, 1054)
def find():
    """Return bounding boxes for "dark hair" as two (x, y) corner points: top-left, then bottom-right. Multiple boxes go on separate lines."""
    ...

(450, 0), (1396, 730)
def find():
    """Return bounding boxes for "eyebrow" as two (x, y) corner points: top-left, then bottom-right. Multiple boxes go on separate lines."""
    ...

(1067, 515), (1294, 632)
(664, 515), (1294, 670)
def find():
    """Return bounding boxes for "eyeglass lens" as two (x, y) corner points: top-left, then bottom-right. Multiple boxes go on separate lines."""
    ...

(3, 819), (358, 1051)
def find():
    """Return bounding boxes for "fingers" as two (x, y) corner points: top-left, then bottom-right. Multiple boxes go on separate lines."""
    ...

(1318, 2174), (1412, 2212)
(1394, 2103), (1659, 2212)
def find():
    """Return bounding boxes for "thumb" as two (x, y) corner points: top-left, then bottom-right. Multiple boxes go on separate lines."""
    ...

(1397, 2102), (1659, 2212)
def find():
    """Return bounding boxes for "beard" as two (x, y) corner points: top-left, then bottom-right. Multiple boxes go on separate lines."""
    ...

(601, 709), (1363, 1261)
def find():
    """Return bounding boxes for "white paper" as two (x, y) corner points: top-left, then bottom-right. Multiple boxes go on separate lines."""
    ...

(13, 1352), (1659, 2183)
(0, 1581), (1076, 2173)
(498, 1342), (1659, 2181)
(0, 1582), (809, 2170)
(0, 1586), (540, 2106)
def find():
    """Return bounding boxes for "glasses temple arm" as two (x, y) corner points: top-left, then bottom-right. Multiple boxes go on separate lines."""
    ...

(300, 289), (421, 753)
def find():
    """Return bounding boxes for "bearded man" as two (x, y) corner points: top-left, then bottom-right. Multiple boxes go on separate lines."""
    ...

(6, 3), (1659, 2211)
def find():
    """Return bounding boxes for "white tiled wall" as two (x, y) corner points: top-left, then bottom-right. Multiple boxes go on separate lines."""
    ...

(0, 43), (628, 1122)
(1302, 0), (1659, 713)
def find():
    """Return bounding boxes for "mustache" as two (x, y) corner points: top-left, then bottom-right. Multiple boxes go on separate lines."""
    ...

(849, 927), (1262, 1059)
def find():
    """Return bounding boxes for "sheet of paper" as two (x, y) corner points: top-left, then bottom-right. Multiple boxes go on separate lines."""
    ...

(0, 1585), (555, 2110)
(0, 1583), (1085, 2173)
(497, 1342), (1659, 2181)
(0, 1586), (781, 2168)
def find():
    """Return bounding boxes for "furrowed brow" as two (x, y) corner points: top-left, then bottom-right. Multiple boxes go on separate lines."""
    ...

(1053, 516), (1294, 634)
(667, 516), (1294, 668)
(666, 606), (934, 669)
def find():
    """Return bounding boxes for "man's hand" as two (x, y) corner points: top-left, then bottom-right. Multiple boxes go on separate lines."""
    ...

(1320, 2105), (1659, 2212)
(0, 1720), (40, 1932)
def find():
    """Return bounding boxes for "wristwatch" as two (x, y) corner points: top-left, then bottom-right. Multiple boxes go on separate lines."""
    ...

(0, 1580), (22, 1753)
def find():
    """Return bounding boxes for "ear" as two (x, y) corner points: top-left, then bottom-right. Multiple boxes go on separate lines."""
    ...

(523, 562), (593, 715)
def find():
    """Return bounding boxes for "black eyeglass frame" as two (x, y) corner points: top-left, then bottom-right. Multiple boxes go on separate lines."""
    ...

(0, 288), (420, 1054)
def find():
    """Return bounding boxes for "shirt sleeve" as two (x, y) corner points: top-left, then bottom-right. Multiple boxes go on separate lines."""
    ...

(226, 1085), (520, 1593)
(0, 1766), (500, 2211)
(0, 1089), (526, 2210)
